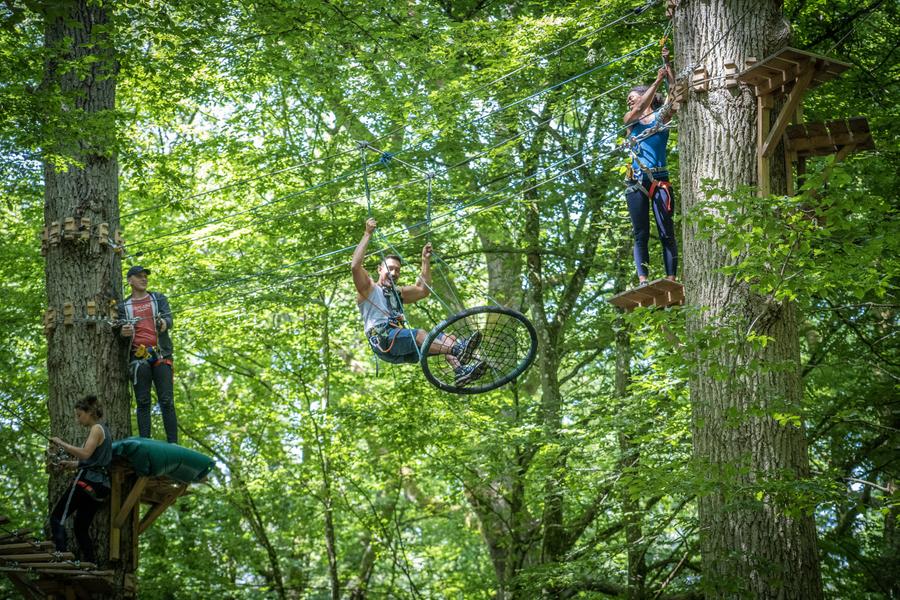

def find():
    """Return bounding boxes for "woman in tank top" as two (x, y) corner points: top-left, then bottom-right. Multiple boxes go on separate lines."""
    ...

(49, 394), (112, 564)
(623, 46), (678, 285)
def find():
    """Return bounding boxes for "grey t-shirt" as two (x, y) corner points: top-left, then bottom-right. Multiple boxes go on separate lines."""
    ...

(358, 283), (403, 332)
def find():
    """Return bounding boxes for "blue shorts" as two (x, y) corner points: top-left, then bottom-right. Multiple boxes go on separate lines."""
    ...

(369, 328), (421, 364)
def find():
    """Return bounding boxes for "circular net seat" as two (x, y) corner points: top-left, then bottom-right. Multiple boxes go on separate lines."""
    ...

(420, 306), (538, 395)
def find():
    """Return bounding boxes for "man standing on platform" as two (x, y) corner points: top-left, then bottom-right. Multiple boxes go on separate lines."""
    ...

(118, 265), (178, 443)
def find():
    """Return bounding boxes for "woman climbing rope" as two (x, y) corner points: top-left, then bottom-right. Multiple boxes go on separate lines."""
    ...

(623, 46), (678, 285)
(48, 395), (112, 564)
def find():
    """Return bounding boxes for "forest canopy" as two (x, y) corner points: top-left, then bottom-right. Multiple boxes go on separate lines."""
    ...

(0, 0), (897, 598)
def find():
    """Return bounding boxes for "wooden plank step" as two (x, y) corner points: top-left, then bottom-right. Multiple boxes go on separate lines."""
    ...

(36, 569), (113, 577)
(21, 561), (96, 570)
(0, 528), (32, 542)
(0, 552), (75, 562)
(785, 117), (875, 157)
(608, 279), (685, 311)
(0, 541), (55, 554)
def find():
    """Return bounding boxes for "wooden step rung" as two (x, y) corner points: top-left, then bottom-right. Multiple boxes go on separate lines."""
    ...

(0, 528), (32, 542)
(0, 552), (75, 562)
(608, 279), (685, 311)
(11, 561), (95, 570)
(0, 542), (55, 554)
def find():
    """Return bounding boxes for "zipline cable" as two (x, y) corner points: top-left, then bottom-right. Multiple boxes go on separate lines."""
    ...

(164, 119), (631, 318)
(457, 0), (662, 102)
(120, 19), (705, 315)
(131, 70), (650, 257)
(126, 40), (659, 251)
(120, 147), (361, 220)
(119, 0), (661, 221)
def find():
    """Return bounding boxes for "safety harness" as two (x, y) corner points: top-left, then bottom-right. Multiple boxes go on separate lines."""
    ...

(623, 110), (674, 213)
(364, 283), (407, 354)
(129, 342), (173, 384)
(122, 293), (173, 383)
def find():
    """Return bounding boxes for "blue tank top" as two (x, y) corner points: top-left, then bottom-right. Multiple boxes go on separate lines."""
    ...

(629, 110), (669, 174)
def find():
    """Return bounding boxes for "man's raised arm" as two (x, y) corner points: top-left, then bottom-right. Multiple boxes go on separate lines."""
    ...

(402, 243), (432, 303)
(351, 218), (377, 297)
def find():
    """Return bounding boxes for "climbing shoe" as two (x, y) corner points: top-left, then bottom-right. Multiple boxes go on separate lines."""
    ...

(454, 360), (487, 386)
(450, 330), (482, 364)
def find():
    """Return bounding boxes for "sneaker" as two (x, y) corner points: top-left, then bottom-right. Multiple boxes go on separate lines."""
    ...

(450, 330), (483, 364)
(454, 360), (487, 386)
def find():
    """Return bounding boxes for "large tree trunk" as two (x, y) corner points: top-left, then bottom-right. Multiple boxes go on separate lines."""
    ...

(675, 1), (822, 598)
(42, 0), (133, 594)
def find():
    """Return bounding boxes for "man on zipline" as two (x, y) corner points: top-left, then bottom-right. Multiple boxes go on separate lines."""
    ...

(352, 218), (486, 386)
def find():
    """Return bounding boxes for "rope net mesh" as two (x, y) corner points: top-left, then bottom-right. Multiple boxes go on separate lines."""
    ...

(420, 306), (537, 395)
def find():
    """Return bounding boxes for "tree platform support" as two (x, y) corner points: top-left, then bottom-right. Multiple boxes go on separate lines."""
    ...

(737, 47), (859, 196)
(109, 460), (189, 569)
(1, 462), (191, 599)
(608, 279), (685, 311)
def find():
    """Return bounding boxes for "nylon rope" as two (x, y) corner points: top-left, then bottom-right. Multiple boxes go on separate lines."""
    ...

(359, 143), (423, 363)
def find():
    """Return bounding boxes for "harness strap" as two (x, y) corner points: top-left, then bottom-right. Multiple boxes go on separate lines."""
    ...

(367, 323), (403, 353)
(130, 345), (172, 384)
(656, 180), (673, 213)
(60, 469), (83, 522)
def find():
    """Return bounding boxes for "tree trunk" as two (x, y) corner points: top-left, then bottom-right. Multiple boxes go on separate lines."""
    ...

(675, 1), (822, 598)
(614, 304), (646, 600)
(42, 0), (133, 594)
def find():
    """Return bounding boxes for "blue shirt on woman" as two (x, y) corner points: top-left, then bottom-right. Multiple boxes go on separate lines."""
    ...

(629, 110), (669, 174)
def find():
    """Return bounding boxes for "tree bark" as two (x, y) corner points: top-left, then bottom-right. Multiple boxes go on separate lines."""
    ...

(675, 1), (822, 598)
(42, 0), (133, 595)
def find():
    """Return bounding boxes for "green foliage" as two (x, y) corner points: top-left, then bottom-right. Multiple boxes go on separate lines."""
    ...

(1, 0), (898, 597)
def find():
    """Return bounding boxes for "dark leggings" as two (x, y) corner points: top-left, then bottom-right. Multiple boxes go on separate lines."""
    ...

(50, 485), (104, 563)
(625, 176), (678, 278)
(133, 360), (178, 443)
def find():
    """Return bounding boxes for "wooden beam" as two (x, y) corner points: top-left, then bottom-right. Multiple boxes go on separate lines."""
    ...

(788, 132), (872, 156)
(785, 104), (802, 196)
(113, 476), (148, 529)
(138, 486), (186, 536)
(757, 95), (774, 196)
(0, 542), (55, 554)
(833, 142), (858, 163)
(109, 467), (122, 561)
(131, 499), (139, 571)
(761, 63), (816, 157)
(786, 149), (796, 196)
(0, 529), (32, 543)
(18, 562), (95, 570)
(0, 552), (75, 562)
(37, 569), (115, 578)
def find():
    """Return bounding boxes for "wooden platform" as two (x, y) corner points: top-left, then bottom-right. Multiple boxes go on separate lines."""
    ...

(785, 117), (874, 159)
(0, 515), (113, 599)
(608, 279), (684, 311)
(737, 47), (856, 196)
(1, 464), (194, 598)
(737, 47), (851, 97)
